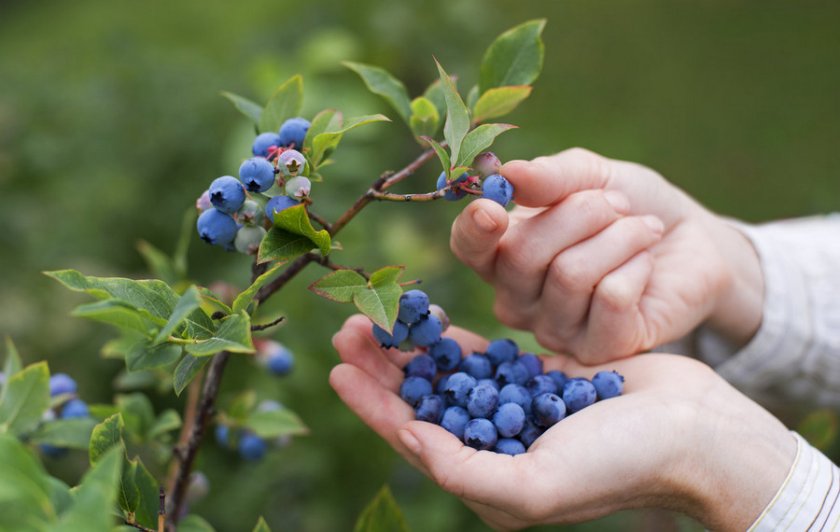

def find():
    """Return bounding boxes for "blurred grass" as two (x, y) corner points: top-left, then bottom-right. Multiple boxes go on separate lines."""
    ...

(0, 1), (838, 530)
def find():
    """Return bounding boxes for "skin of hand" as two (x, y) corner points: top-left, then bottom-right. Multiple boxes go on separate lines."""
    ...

(330, 315), (795, 531)
(450, 148), (765, 363)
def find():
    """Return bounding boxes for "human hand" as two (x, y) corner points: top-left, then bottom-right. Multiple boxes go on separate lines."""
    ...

(451, 148), (764, 362)
(330, 315), (794, 530)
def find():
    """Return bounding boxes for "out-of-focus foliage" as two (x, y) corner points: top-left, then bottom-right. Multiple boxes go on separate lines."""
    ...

(0, 1), (838, 530)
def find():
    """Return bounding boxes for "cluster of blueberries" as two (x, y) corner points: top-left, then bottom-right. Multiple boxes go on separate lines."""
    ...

(40, 373), (92, 457)
(375, 290), (624, 455)
(437, 152), (515, 207)
(195, 117), (313, 253)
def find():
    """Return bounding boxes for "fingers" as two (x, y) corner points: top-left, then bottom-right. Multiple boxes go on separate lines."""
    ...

(450, 199), (509, 281)
(332, 315), (405, 389)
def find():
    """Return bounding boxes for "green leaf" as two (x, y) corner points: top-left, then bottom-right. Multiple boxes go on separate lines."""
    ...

(479, 19), (546, 93)
(0, 434), (55, 530)
(184, 312), (254, 356)
(179, 515), (217, 532)
(0, 361), (50, 436)
(252, 516), (271, 532)
(48, 476), (72, 517)
(226, 390), (257, 422)
(309, 270), (368, 303)
(408, 97), (439, 139)
(147, 410), (181, 441)
(455, 123), (517, 167)
(243, 408), (308, 439)
(221, 91), (263, 125)
(153, 286), (201, 344)
(115, 394), (155, 442)
(172, 354), (210, 396)
(343, 62), (411, 122)
(119, 459), (140, 516)
(310, 114), (391, 168)
(472, 85), (532, 123)
(258, 75), (303, 133)
(419, 136), (451, 178)
(423, 78), (450, 124)
(259, 204), (331, 264)
(3, 336), (22, 378)
(434, 59), (470, 166)
(232, 263), (283, 314)
(126, 337), (182, 373)
(89, 414), (124, 465)
(353, 266), (404, 331)
(131, 459), (160, 530)
(30, 418), (97, 450)
(354, 485), (409, 532)
(466, 84), (480, 111)
(135, 240), (177, 286)
(72, 300), (160, 335)
(52, 447), (122, 532)
(304, 109), (340, 152)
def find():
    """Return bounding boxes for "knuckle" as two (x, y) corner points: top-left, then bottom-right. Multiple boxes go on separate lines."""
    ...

(595, 276), (636, 313)
(493, 299), (529, 329)
(549, 253), (591, 291)
(564, 190), (615, 226)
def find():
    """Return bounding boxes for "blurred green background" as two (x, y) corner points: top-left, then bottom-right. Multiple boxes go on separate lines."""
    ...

(1, 1), (838, 530)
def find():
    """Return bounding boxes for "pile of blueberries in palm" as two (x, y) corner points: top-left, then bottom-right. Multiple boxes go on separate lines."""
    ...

(436, 152), (514, 208)
(377, 290), (624, 455)
(195, 117), (313, 254)
(40, 373), (93, 457)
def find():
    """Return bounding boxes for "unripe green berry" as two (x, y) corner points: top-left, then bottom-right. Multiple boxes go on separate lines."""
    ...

(234, 225), (266, 255)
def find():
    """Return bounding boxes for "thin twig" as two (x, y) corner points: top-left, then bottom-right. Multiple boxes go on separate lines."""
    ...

(250, 316), (286, 331)
(369, 189), (448, 202)
(307, 208), (332, 232)
(165, 372), (203, 495)
(124, 521), (155, 532)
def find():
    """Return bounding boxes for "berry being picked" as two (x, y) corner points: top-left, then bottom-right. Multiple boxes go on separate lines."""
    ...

(285, 176), (312, 199)
(400, 376), (433, 407)
(482, 174), (514, 207)
(495, 438), (527, 456)
(526, 375), (558, 397)
(252, 132), (281, 157)
(464, 418), (498, 451)
(485, 339), (518, 366)
(409, 315), (442, 347)
(239, 157), (276, 193)
(61, 399), (89, 419)
(498, 383), (532, 414)
(405, 354), (437, 382)
(197, 209), (239, 247)
(592, 370), (625, 400)
(278, 149), (307, 177)
(278, 117), (310, 148)
(518, 353), (543, 378)
(495, 360), (529, 386)
(493, 402), (525, 438)
(398, 290), (430, 324)
(436, 171), (469, 201)
(441, 406), (470, 440)
(196, 190), (212, 212)
(562, 378), (597, 413)
(415, 394), (445, 423)
(532, 393), (566, 428)
(264, 195), (300, 221)
(429, 337), (461, 371)
(49, 373), (77, 397)
(466, 381), (499, 418)
(208, 176), (246, 214)
(460, 353), (493, 380)
(473, 152), (501, 177)
(372, 321), (409, 349)
(237, 199), (264, 226)
(428, 304), (450, 332)
(234, 225), (266, 255)
(238, 432), (267, 461)
(442, 372), (477, 408)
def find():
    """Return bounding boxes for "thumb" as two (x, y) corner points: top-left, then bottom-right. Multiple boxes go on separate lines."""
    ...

(502, 148), (610, 208)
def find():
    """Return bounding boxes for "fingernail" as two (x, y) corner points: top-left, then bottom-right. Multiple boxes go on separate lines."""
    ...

(604, 190), (630, 214)
(642, 215), (664, 234)
(472, 208), (498, 233)
(398, 429), (422, 455)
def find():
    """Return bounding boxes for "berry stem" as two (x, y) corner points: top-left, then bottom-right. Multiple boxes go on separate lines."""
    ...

(250, 315), (286, 332)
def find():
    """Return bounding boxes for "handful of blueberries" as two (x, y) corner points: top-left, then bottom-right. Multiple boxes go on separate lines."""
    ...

(374, 290), (625, 455)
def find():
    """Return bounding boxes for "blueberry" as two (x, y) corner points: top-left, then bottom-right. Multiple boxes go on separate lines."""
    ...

(398, 290), (430, 324)
(400, 376), (433, 407)
(473, 151), (501, 177)
(592, 370), (625, 400)
(209, 176), (246, 214)
(495, 438), (527, 456)
(197, 208), (239, 247)
(526, 375), (558, 397)
(252, 132), (282, 157)
(436, 171), (469, 201)
(264, 195), (300, 221)
(518, 418), (544, 448)
(39, 444), (67, 458)
(517, 353), (543, 378)
(196, 190), (212, 212)
(278, 117), (310, 148)
(186, 472), (210, 503)
(372, 321), (409, 349)
(482, 174), (514, 207)
(493, 402), (526, 438)
(285, 176), (311, 199)
(258, 341), (294, 376)
(215, 424), (230, 447)
(234, 225), (266, 255)
(415, 395), (445, 423)
(60, 399), (89, 419)
(257, 399), (284, 412)
(460, 353), (493, 380)
(435, 374), (450, 395)
(562, 379), (597, 413)
(238, 432), (267, 461)
(441, 406), (470, 440)
(429, 337), (461, 372)
(477, 378), (500, 391)
(49, 373), (77, 397)
(428, 304), (450, 332)
(546, 370), (569, 391)
(466, 381), (499, 418)
(237, 199), (264, 226)
(278, 149), (307, 177)
(495, 360), (529, 386)
(485, 339), (518, 366)
(498, 384), (532, 414)
(533, 393), (567, 428)
(405, 354), (437, 381)
(239, 157), (276, 193)
(464, 418), (498, 451)
(409, 315), (442, 347)
(442, 372), (477, 408)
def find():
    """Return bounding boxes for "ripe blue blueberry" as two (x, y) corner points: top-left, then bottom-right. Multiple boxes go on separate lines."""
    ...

(435, 171), (469, 201)
(40, 444), (67, 458)
(442, 372), (477, 408)
(208, 176), (246, 214)
(498, 384), (532, 414)
(264, 195), (300, 221)
(258, 340), (294, 376)
(485, 339), (518, 366)
(61, 399), (89, 419)
(285, 176), (312, 199)
(478, 378), (500, 391)
(239, 157), (276, 193)
(197, 209), (239, 247)
(409, 315), (442, 347)
(473, 151), (501, 177)
(278, 149), (307, 177)
(429, 337), (461, 371)
(518, 353), (543, 378)
(234, 225), (266, 255)
(372, 321), (409, 349)
(562, 378), (597, 413)
(435, 374), (450, 395)
(466, 381), (499, 418)
(49, 373), (77, 397)
(440, 406), (470, 440)
(252, 132), (281, 157)
(400, 376), (433, 407)
(494, 360), (529, 386)
(415, 394), (445, 423)
(215, 424), (230, 447)
(494, 438), (526, 456)
(592, 370), (625, 400)
(493, 402), (526, 438)
(405, 354), (437, 381)
(532, 393), (567, 428)
(464, 418), (498, 451)
(459, 353), (493, 380)
(278, 117), (310, 148)
(238, 432), (267, 461)
(526, 375), (558, 397)
(398, 290), (430, 324)
(546, 370), (569, 392)
(482, 174), (514, 207)
(518, 418), (544, 448)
